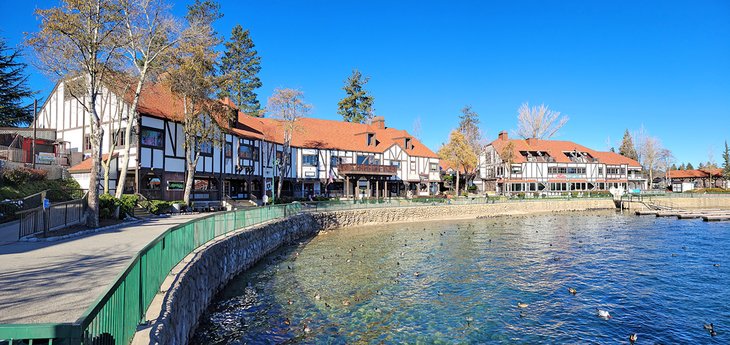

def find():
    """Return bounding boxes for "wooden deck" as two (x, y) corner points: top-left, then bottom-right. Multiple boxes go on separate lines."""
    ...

(636, 209), (730, 222)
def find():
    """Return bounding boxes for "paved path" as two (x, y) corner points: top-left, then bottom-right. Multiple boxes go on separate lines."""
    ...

(0, 214), (208, 324)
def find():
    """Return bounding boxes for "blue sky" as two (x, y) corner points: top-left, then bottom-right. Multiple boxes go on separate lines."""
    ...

(2, 0), (729, 166)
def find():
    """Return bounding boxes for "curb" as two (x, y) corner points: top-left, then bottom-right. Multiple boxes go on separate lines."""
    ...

(20, 218), (146, 242)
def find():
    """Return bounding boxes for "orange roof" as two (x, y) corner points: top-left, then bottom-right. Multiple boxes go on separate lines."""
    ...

(490, 136), (642, 167)
(119, 82), (438, 158)
(233, 113), (438, 158)
(668, 168), (723, 179)
(69, 153), (117, 173)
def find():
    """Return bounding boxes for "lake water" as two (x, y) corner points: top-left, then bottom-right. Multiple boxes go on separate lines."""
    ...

(191, 211), (730, 344)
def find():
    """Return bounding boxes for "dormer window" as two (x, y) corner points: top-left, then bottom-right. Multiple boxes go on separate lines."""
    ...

(367, 133), (375, 146)
(404, 137), (411, 149)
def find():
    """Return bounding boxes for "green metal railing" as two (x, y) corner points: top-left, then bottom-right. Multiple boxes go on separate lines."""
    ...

(0, 203), (300, 345)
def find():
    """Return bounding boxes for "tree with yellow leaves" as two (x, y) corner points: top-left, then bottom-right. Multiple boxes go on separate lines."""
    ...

(438, 130), (477, 196)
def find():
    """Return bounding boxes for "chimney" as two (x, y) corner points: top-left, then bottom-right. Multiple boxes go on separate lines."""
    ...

(526, 137), (538, 146)
(372, 116), (385, 129)
(498, 130), (508, 141)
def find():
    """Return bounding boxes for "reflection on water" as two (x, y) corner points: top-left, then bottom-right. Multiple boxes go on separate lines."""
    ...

(192, 211), (730, 344)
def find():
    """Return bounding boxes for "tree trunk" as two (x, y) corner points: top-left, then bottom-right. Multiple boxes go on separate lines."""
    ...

(183, 144), (198, 205)
(456, 168), (460, 197)
(276, 144), (288, 200)
(115, 70), (146, 198)
(87, 119), (102, 228)
(102, 159), (111, 194)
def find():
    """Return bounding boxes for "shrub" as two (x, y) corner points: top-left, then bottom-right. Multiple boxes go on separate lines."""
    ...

(99, 194), (117, 219)
(148, 200), (172, 214)
(1, 167), (47, 185)
(118, 195), (139, 217)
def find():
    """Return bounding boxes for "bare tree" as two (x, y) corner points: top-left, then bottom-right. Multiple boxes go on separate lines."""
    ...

(266, 88), (311, 199)
(658, 148), (675, 190)
(115, 0), (181, 198)
(28, 0), (126, 227)
(516, 102), (568, 139)
(500, 141), (516, 195)
(166, 0), (226, 205)
(636, 128), (666, 189)
(412, 116), (422, 140)
(101, 82), (131, 194)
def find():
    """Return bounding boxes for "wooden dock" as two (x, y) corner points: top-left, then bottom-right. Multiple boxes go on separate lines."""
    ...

(636, 209), (730, 222)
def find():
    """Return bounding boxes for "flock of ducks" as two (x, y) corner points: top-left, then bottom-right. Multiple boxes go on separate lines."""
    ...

(270, 216), (722, 342)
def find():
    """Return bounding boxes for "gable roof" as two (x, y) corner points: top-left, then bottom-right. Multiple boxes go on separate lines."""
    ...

(233, 112), (438, 158)
(668, 168), (723, 179)
(103, 81), (439, 158)
(489, 137), (642, 167)
(68, 153), (117, 173)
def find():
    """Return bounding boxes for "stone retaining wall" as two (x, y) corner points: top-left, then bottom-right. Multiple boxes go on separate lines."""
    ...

(620, 196), (730, 210)
(144, 198), (618, 345)
(314, 199), (616, 229)
(147, 214), (320, 345)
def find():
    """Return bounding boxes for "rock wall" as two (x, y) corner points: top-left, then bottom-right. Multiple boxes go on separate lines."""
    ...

(148, 214), (320, 345)
(620, 196), (730, 210)
(147, 198), (618, 344)
(314, 199), (616, 229)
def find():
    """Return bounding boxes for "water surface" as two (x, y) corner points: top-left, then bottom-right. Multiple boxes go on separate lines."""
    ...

(192, 211), (730, 344)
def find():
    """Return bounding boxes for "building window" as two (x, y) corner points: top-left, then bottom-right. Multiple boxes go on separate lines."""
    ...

(512, 166), (522, 174)
(198, 138), (212, 156)
(238, 145), (253, 159)
(167, 181), (184, 190)
(140, 128), (163, 148)
(224, 142), (232, 158)
(143, 175), (161, 190)
(367, 133), (375, 146)
(113, 130), (125, 147)
(357, 155), (373, 165)
(194, 178), (217, 191)
(84, 134), (91, 151)
(607, 167), (621, 175)
(330, 156), (339, 167)
(430, 162), (438, 172)
(405, 138), (411, 149)
(410, 160), (416, 171)
(391, 160), (400, 168)
(302, 154), (318, 166)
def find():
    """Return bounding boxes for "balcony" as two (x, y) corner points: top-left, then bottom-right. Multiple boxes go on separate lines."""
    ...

(338, 163), (397, 176)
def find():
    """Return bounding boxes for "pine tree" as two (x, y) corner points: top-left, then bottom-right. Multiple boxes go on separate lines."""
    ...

(670, 163), (677, 170)
(0, 37), (35, 126)
(220, 24), (262, 115)
(337, 69), (374, 123)
(619, 129), (638, 160)
(610, 147), (615, 153)
(699, 162), (705, 169)
(722, 140), (730, 181)
(679, 163), (685, 170)
(687, 162), (694, 170)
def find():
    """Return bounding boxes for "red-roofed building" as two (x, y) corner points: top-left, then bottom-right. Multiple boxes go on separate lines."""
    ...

(667, 168), (727, 192)
(34, 80), (440, 201)
(477, 131), (646, 195)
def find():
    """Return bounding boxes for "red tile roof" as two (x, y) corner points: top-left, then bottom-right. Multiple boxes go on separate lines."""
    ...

(68, 153), (117, 173)
(668, 168), (723, 179)
(490, 137), (642, 167)
(113, 81), (439, 158)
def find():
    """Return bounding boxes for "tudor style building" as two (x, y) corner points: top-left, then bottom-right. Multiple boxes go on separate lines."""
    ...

(34, 80), (440, 201)
(477, 131), (646, 195)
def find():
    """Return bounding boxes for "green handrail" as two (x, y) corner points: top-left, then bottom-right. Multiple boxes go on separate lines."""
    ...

(0, 203), (300, 345)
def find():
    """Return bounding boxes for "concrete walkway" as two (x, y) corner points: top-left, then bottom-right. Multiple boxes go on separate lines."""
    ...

(0, 213), (208, 324)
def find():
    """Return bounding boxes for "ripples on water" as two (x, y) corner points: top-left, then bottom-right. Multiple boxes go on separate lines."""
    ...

(191, 211), (730, 344)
